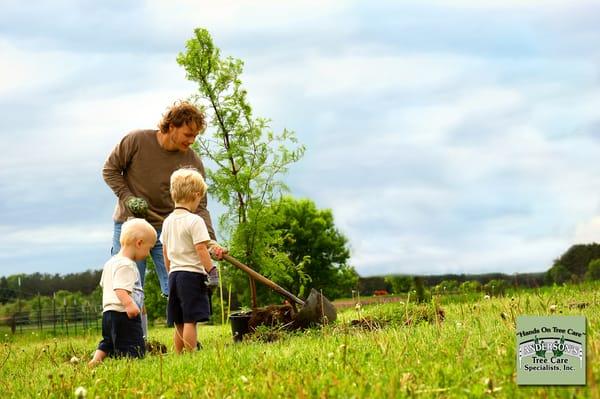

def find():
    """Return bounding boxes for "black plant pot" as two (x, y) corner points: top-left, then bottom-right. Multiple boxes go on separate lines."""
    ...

(229, 312), (252, 342)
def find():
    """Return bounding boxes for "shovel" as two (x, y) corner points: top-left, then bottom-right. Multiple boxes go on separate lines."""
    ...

(222, 254), (337, 326)
(142, 208), (337, 325)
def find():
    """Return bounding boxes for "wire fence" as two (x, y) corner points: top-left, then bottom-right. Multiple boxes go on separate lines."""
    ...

(0, 298), (102, 336)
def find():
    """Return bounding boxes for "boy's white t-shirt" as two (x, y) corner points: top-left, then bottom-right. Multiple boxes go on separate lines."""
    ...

(100, 255), (143, 312)
(161, 209), (211, 274)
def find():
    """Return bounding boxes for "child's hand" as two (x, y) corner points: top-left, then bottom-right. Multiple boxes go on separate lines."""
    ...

(125, 301), (141, 319)
(208, 241), (228, 260)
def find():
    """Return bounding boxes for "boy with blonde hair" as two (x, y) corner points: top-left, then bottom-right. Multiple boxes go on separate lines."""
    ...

(89, 218), (157, 366)
(161, 167), (218, 353)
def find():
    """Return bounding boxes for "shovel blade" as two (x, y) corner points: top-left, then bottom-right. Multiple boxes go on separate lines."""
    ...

(294, 288), (337, 328)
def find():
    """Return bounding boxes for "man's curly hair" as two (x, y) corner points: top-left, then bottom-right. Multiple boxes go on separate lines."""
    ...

(158, 101), (206, 133)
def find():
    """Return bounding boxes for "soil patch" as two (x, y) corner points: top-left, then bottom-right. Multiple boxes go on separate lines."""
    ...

(146, 340), (167, 355)
(350, 317), (387, 330)
(248, 304), (295, 331)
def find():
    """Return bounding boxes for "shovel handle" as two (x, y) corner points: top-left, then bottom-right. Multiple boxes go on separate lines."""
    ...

(138, 211), (303, 306)
(222, 254), (305, 307)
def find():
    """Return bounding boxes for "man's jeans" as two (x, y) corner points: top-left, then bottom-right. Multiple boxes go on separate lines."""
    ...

(111, 222), (169, 296)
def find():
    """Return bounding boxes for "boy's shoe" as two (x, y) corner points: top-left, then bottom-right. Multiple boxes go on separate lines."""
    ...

(196, 342), (203, 351)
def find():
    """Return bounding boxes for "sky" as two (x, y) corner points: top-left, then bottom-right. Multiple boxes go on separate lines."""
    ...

(1, 0), (600, 278)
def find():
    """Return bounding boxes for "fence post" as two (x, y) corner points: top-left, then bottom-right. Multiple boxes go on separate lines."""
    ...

(17, 277), (22, 333)
(52, 294), (56, 335)
(38, 293), (42, 331)
(18, 297), (22, 333)
(64, 299), (68, 336)
(73, 299), (77, 335)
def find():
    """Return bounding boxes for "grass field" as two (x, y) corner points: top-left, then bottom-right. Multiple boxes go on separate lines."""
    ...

(0, 283), (598, 398)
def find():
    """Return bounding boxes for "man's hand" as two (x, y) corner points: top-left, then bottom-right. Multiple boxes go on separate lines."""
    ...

(125, 196), (149, 218)
(124, 301), (141, 319)
(207, 240), (228, 260)
(207, 266), (220, 287)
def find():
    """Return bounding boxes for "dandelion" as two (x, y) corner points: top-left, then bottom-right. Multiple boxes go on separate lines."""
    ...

(484, 378), (493, 393)
(549, 304), (557, 313)
(327, 352), (334, 359)
(240, 375), (249, 384)
(74, 386), (87, 398)
(70, 356), (80, 364)
(484, 295), (490, 300)
(456, 322), (462, 328)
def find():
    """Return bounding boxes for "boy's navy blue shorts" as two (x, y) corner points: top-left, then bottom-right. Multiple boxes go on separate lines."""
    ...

(167, 271), (211, 325)
(97, 310), (145, 358)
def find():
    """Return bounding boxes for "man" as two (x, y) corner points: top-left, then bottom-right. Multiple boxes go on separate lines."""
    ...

(103, 101), (225, 335)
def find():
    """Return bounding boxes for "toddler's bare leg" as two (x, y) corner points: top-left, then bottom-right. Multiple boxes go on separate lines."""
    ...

(174, 323), (185, 354)
(182, 323), (197, 351)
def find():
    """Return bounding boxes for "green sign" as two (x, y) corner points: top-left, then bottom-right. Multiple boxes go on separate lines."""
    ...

(516, 315), (586, 385)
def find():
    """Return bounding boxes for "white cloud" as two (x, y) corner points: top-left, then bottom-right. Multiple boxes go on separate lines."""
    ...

(143, 0), (353, 38)
(0, 224), (111, 249)
(0, 39), (81, 97)
(574, 217), (600, 244)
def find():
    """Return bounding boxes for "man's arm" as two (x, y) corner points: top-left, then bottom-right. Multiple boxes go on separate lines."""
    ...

(102, 133), (137, 201)
(114, 289), (140, 318)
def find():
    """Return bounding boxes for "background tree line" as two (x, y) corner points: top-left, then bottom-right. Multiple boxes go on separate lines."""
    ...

(0, 271), (101, 304)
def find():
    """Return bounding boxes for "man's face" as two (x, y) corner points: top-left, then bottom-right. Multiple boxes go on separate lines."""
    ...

(168, 123), (199, 152)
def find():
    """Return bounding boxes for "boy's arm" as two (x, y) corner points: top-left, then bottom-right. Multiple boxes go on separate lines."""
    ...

(114, 289), (140, 319)
(194, 242), (215, 273)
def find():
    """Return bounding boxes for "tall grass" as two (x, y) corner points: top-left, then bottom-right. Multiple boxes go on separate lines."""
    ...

(0, 283), (598, 398)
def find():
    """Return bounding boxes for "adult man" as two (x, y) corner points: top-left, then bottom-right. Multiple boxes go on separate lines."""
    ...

(103, 101), (225, 334)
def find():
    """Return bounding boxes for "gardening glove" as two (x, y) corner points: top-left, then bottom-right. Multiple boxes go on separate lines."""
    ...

(125, 196), (149, 218)
(207, 266), (220, 287)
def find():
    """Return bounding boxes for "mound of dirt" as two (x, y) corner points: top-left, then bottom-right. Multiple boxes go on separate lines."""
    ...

(350, 317), (387, 330)
(145, 340), (167, 355)
(248, 304), (295, 331)
(404, 307), (445, 326)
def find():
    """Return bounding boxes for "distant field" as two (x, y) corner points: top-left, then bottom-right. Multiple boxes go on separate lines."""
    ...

(333, 294), (406, 309)
(0, 283), (598, 398)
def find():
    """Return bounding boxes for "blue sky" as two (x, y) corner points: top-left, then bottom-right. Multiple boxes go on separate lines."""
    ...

(1, 0), (599, 277)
